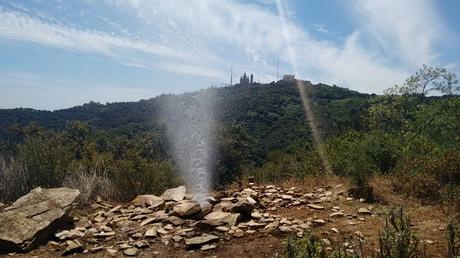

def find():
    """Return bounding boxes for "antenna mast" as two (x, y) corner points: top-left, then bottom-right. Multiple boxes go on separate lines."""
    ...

(276, 57), (279, 81)
(230, 64), (233, 86)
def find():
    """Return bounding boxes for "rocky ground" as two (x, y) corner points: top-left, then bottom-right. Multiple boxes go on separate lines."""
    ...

(1, 177), (451, 257)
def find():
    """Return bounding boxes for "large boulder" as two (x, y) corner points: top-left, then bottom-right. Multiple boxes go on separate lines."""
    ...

(0, 187), (80, 253)
(161, 186), (186, 202)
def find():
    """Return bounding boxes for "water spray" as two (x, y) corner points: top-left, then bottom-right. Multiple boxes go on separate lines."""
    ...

(162, 91), (216, 200)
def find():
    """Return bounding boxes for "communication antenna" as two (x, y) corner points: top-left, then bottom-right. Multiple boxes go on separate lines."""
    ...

(276, 56), (279, 81)
(230, 64), (233, 86)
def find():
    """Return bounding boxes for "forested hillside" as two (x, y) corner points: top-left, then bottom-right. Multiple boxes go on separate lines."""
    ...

(0, 80), (369, 159)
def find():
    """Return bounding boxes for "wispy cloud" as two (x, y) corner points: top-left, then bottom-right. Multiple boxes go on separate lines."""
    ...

(350, 0), (444, 68)
(0, 8), (222, 77)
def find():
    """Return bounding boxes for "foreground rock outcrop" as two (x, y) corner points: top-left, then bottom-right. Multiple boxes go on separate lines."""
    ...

(2, 184), (382, 256)
(40, 184), (372, 256)
(0, 187), (80, 253)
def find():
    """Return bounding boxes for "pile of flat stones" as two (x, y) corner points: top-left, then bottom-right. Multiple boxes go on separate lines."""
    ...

(52, 184), (374, 256)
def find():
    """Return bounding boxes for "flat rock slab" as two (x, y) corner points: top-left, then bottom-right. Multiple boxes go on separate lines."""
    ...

(185, 234), (219, 247)
(0, 187), (80, 253)
(204, 211), (240, 227)
(307, 204), (325, 210)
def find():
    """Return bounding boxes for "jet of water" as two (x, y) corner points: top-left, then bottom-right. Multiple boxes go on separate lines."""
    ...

(162, 90), (216, 199)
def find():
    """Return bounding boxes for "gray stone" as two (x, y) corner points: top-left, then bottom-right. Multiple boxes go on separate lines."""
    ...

(329, 211), (344, 218)
(131, 195), (164, 208)
(251, 212), (262, 219)
(94, 231), (116, 238)
(215, 226), (229, 232)
(204, 211), (240, 227)
(212, 201), (233, 212)
(230, 197), (256, 214)
(164, 216), (184, 226)
(307, 204), (324, 210)
(357, 208), (372, 215)
(140, 217), (156, 227)
(201, 244), (217, 251)
(63, 240), (84, 256)
(312, 219), (326, 226)
(144, 227), (157, 237)
(123, 247), (138, 256)
(185, 234), (219, 247)
(173, 201), (201, 217)
(172, 235), (183, 242)
(106, 248), (118, 256)
(55, 229), (85, 240)
(161, 186), (186, 202)
(133, 240), (149, 248)
(233, 230), (244, 237)
(199, 202), (213, 216)
(0, 187), (80, 253)
(279, 226), (292, 233)
(246, 220), (266, 230)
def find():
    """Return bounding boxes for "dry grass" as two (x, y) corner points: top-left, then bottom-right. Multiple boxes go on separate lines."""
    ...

(0, 157), (31, 202)
(63, 164), (119, 205)
(278, 175), (349, 192)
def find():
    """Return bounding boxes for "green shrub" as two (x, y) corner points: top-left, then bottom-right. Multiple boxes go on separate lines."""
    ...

(376, 207), (427, 258)
(325, 131), (377, 188)
(280, 231), (358, 258)
(253, 147), (324, 183)
(446, 218), (459, 258)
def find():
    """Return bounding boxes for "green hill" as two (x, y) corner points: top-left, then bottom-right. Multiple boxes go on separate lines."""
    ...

(0, 80), (370, 159)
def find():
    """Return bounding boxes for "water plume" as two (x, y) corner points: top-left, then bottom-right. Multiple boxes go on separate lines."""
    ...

(161, 90), (216, 199)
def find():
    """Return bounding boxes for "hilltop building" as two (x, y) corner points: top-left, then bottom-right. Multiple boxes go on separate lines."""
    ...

(239, 72), (255, 86)
(282, 74), (295, 82)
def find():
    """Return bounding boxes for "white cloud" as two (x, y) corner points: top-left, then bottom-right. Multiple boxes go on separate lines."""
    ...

(0, 8), (223, 77)
(351, 0), (444, 68)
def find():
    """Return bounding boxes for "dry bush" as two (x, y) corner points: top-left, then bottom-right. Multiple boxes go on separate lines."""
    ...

(392, 172), (440, 199)
(63, 163), (119, 205)
(0, 157), (31, 202)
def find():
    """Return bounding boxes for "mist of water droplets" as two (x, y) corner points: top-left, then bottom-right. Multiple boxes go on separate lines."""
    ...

(162, 91), (216, 198)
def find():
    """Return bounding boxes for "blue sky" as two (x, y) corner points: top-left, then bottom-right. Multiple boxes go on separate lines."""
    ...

(0, 0), (459, 110)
